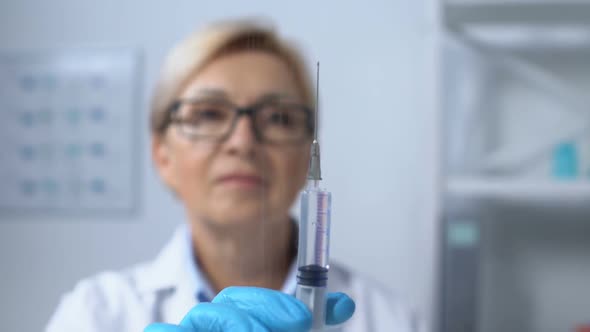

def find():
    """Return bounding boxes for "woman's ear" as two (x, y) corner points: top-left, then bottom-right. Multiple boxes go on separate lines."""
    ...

(151, 134), (176, 190)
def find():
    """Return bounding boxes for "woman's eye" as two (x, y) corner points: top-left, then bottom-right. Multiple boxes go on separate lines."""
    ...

(199, 109), (225, 120)
(268, 110), (298, 128)
(185, 107), (228, 124)
(269, 111), (292, 127)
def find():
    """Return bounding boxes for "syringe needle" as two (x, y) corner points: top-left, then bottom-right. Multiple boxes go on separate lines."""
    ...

(315, 61), (319, 141)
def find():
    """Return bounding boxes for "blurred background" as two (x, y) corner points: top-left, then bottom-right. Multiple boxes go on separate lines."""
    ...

(1, 0), (589, 332)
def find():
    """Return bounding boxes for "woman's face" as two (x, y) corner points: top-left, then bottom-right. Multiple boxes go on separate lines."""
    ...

(153, 51), (311, 228)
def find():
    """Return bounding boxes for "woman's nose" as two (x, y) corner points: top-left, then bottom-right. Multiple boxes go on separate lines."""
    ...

(223, 116), (258, 156)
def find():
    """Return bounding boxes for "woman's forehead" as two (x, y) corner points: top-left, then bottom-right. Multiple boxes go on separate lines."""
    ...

(180, 51), (303, 104)
(181, 87), (300, 104)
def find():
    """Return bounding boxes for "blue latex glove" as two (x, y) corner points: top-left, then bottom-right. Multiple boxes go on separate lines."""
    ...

(145, 286), (355, 332)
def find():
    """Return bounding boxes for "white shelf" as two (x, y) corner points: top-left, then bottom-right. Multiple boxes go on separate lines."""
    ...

(447, 176), (590, 202)
(445, 1), (590, 25)
(446, 177), (590, 219)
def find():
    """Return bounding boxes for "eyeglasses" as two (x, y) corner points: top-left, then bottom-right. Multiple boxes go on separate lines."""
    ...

(165, 97), (315, 145)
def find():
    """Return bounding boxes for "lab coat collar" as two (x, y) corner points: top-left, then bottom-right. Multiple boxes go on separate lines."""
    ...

(135, 224), (298, 300)
(135, 225), (196, 295)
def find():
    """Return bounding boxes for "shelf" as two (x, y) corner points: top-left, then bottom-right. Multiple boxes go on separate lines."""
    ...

(445, 176), (590, 219)
(447, 176), (590, 201)
(445, 1), (590, 25)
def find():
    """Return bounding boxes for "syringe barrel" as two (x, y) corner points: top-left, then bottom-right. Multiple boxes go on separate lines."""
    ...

(297, 180), (332, 331)
(296, 284), (327, 331)
(297, 181), (331, 281)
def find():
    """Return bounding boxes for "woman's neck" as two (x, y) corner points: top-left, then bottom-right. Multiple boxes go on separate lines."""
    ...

(189, 217), (296, 294)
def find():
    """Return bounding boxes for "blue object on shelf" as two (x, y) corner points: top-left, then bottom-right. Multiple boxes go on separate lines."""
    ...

(552, 141), (579, 179)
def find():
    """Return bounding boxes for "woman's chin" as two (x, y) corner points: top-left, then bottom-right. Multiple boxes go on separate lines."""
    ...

(205, 207), (279, 228)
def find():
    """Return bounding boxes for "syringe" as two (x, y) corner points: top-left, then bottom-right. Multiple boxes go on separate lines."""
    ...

(296, 62), (332, 331)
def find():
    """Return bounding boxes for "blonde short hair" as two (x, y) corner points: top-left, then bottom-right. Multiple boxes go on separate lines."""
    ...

(150, 18), (315, 136)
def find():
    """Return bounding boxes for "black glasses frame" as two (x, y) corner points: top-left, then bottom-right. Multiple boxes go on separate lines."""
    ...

(162, 98), (315, 145)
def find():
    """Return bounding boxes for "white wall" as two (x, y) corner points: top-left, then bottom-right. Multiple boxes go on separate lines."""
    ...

(0, 1), (440, 331)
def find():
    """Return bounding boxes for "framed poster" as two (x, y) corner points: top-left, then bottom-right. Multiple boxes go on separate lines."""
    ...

(0, 49), (140, 215)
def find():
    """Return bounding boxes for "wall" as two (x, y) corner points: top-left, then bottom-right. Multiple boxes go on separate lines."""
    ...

(0, 1), (440, 330)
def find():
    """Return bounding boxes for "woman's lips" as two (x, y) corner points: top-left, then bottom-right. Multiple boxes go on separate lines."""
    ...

(218, 174), (264, 189)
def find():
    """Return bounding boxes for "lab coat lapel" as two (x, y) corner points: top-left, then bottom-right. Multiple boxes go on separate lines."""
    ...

(160, 267), (199, 323)
(137, 226), (199, 324)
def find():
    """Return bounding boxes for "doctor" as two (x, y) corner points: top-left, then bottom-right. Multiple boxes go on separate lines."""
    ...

(46, 18), (421, 332)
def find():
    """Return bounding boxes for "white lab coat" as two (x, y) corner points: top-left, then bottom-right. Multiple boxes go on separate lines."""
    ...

(46, 226), (422, 332)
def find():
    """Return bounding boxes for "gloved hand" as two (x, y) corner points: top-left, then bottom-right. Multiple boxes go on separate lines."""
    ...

(144, 286), (355, 332)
